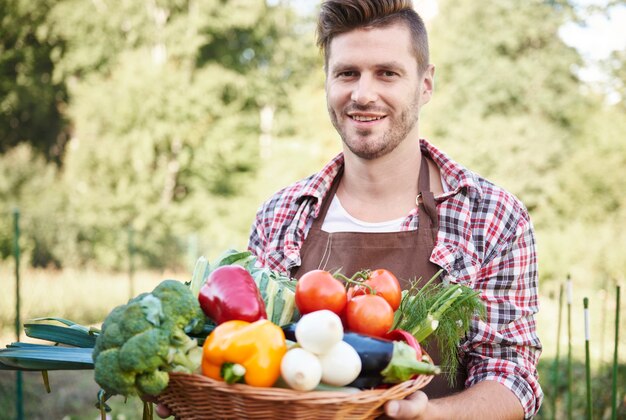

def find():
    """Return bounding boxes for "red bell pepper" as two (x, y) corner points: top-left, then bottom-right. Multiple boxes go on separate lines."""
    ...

(198, 265), (267, 324)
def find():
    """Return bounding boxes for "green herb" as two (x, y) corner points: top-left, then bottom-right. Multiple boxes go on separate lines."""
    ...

(392, 270), (486, 385)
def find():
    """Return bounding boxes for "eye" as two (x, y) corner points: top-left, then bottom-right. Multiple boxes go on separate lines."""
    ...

(335, 70), (357, 79)
(380, 70), (399, 78)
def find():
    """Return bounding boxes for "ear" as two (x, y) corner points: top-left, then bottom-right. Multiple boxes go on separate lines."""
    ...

(420, 64), (435, 105)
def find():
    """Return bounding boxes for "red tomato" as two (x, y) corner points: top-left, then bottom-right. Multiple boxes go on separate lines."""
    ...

(295, 270), (347, 315)
(349, 269), (402, 311)
(345, 294), (394, 338)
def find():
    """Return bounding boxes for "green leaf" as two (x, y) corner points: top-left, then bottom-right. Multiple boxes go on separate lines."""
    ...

(24, 323), (98, 348)
(211, 249), (253, 269)
(139, 294), (164, 327)
(0, 346), (94, 370)
(29, 317), (86, 328)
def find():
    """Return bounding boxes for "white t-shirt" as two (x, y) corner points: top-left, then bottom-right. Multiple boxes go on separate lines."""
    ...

(321, 174), (449, 233)
(322, 196), (406, 232)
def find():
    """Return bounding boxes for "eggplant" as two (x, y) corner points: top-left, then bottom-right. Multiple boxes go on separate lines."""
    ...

(281, 324), (439, 389)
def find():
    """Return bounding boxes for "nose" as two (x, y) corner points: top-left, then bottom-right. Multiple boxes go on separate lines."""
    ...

(350, 75), (377, 105)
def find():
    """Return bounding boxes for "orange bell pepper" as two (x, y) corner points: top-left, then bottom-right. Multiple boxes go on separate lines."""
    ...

(201, 319), (286, 387)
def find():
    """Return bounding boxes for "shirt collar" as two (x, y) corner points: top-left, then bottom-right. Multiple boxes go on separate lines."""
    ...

(420, 138), (484, 202)
(294, 139), (484, 212)
(294, 152), (344, 217)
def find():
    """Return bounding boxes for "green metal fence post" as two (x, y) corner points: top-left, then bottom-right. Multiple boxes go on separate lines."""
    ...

(583, 297), (592, 420)
(566, 274), (573, 420)
(13, 208), (24, 420)
(552, 283), (564, 419)
(611, 285), (621, 420)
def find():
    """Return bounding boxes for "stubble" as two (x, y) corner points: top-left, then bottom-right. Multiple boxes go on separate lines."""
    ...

(328, 94), (421, 160)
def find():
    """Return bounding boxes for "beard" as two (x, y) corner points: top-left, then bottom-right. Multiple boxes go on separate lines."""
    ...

(328, 95), (421, 160)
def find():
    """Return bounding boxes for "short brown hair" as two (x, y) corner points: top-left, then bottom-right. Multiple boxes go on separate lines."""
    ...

(317, 0), (429, 74)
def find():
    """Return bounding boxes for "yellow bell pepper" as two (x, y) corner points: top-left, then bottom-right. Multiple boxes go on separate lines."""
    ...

(202, 319), (287, 387)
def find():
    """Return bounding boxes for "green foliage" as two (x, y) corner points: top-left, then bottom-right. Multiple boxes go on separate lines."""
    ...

(537, 357), (626, 419)
(51, 0), (317, 269)
(1, 0), (319, 269)
(0, 0), (69, 162)
(0, 145), (67, 267)
(0, 0), (624, 297)
(425, 0), (589, 219)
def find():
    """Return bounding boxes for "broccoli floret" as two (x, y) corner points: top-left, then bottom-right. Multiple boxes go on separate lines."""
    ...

(168, 343), (203, 374)
(136, 369), (169, 396)
(118, 328), (170, 372)
(93, 300), (154, 362)
(152, 279), (205, 334)
(93, 323), (121, 362)
(119, 301), (155, 337)
(94, 348), (137, 396)
(93, 305), (125, 362)
(93, 279), (206, 397)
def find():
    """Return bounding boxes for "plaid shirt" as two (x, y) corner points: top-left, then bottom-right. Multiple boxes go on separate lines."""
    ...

(248, 139), (543, 418)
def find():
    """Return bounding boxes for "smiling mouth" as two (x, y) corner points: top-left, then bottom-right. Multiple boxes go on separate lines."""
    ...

(349, 115), (386, 122)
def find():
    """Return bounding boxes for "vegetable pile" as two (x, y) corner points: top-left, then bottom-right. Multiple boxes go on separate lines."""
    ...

(0, 248), (485, 418)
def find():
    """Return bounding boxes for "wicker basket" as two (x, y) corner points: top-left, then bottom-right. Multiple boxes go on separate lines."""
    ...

(158, 370), (433, 420)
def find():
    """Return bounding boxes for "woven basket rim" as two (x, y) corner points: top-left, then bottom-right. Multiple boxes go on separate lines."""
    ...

(164, 370), (433, 403)
(157, 350), (436, 419)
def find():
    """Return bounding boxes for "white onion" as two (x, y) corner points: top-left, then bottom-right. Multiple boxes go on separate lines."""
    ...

(295, 310), (343, 355)
(280, 348), (322, 391)
(319, 341), (362, 386)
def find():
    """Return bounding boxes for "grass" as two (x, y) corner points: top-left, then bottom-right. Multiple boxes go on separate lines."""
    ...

(0, 370), (144, 419)
(0, 264), (188, 344)
(0, 263), (624, 419)
(536, 279), (625, 419)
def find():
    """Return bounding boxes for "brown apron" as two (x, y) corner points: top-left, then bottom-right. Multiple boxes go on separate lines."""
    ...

(291, 155), (466, 398)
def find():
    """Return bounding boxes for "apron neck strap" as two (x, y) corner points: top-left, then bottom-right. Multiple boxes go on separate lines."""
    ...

(418, 154), (438, 232)
(312, 153), (438, 231)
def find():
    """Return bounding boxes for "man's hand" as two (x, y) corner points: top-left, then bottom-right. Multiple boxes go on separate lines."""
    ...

(384, 390), (430, 419)
(141, 394), (172, 418)
(384, 381), (525, 420)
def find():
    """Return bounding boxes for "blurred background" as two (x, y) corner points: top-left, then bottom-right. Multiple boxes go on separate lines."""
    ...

(0, 0), (624, 418)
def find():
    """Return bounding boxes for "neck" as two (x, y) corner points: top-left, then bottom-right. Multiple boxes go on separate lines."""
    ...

(338, 139), (423, 222)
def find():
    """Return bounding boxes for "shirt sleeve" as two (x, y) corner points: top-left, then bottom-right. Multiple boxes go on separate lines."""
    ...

(247, 204), (269, 267)
(460, 212), (543, 419)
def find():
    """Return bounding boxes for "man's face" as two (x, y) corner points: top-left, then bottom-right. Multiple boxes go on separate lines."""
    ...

(325, 22), (433, 160)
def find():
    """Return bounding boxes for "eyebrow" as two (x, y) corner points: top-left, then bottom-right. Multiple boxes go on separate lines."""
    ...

(329, 61), (407, 74)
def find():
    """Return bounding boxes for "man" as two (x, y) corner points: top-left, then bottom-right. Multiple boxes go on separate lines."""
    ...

(248, 0), (543, 419)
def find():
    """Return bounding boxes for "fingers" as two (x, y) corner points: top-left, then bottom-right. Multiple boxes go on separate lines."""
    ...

(384, 390), (428, 419)
(155, 403), (172, 419)
(139, 394), (172, 418)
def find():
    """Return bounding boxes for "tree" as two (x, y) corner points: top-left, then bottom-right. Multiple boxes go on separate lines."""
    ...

(424, 0), (589, 226)
(47, 0), (316, 268)
(0, 0), (68, 163)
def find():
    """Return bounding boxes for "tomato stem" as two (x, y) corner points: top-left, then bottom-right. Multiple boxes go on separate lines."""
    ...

(334, 271), (377, 294)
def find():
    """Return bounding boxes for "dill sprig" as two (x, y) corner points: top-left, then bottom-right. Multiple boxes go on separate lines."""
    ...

(392, 270), (486, 386)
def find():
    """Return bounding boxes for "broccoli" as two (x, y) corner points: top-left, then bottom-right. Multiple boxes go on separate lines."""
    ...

(94, 349), (136, 397)
(152, 280), (205, 334)
(93, 279), (207, 397)
(136, 369), (169, 396)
